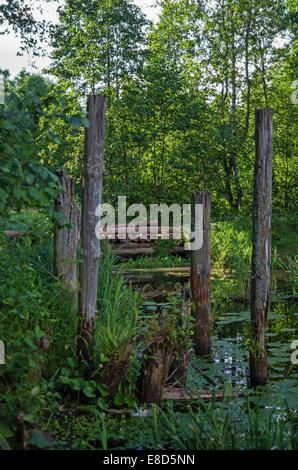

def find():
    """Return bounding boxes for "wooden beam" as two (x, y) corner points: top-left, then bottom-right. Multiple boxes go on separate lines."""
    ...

(162, 388), (246, 402)
(111, 245), (185, 256)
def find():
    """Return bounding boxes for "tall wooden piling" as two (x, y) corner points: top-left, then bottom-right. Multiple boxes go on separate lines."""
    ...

(190, 191), (212, 355)
(78, 94), (106, 360)
(54, 168), (80, 300)
(166, 287), (192, 387)
(141, 309), (174, 404)
(250, 108), (273, 387)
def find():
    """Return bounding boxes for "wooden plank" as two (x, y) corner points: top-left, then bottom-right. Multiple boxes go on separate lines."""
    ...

(112, 246), (185, 256)
(103, 219), (158, 231)
(162, 388), (246, 402)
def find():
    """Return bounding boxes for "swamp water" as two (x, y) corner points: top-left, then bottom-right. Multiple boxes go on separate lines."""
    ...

(127, 265), (298, 406)
(107, 265), (298, 450)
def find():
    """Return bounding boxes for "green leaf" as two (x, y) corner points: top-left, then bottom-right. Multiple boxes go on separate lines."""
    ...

(28, 187), (49, 203)
(0, 423), (14, 438)
(97, 383), (109, 397)
(114, 392), (124, 406)
(31, 386), (40, 396)
(81, 117), (90, 128)
(23, 414), (36, 424)
(124, 395), (138, 407)
(97, 397), (108, 410)
(68, 115), (81, 129)
(0, 435), (11, 450)
(83, 386), (96, 398)
(28, 429), (53, 449)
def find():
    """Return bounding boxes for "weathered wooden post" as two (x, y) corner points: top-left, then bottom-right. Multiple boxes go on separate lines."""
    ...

(190, 191), (212, 355)
(166, 287), (192, 387)
(78, 95), (106, 360)
(141, 310), (174, 404)
(250, 108), (273, 387)
(54, 168), (80, 299)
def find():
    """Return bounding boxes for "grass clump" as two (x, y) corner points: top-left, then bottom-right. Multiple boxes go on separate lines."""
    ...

(92, 253), (144, 398)
(143, 386), (297, 450)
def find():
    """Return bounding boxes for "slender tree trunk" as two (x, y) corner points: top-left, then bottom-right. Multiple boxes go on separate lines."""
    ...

(78, 95), (106, 361)
(190, 191), (212, 355)
(220, 82), (235, 208)
(250, 108), (273, 387)
(106, 47), (113, 179)
(54, 168), (80, 302)
(230, 11), (242, 208)
(258, 40), (269, 107)
(243, 11), (252, 141)
(222, 151), (235, 208)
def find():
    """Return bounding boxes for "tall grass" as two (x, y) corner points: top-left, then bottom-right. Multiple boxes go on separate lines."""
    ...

(145, 386), (297, 450)
(271, 250), (297, 296)
(91, 253), (145, 397)
(94, 253), (143, 360)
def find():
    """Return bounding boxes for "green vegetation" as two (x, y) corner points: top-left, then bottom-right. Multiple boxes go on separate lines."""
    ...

(0, 210), (297, 449)
(32, 385), (297, 450)
(0, 0), (297, 452)
(146, 391), (297, 450)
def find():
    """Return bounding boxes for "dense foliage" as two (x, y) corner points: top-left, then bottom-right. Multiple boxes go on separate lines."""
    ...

(0, 0), (297, 451)
(1, 0), (297, 211)
(44, 0), (297, 210)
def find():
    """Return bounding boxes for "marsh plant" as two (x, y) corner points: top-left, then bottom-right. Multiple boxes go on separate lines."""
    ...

(92, 252), (144, 397)
(145, 386), (297, 450)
